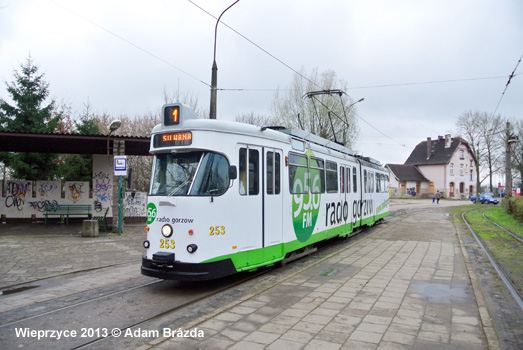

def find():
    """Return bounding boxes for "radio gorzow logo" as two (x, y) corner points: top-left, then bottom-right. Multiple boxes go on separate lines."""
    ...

(291, 151), (320, 242)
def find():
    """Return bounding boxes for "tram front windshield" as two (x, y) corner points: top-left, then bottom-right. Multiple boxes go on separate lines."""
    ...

(150, 152), (230, 196)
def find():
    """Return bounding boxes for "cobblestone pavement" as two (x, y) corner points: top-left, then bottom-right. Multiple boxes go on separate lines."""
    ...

(0, 200), (517, 349)
(143, 200), (495, 350)
(0, 222), (145, 289)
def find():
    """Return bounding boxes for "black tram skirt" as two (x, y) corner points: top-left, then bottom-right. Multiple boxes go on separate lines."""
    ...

(141, 254), (237, 281)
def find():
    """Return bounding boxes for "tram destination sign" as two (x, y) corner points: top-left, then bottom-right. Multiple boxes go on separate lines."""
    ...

(154, 131), (192, 147)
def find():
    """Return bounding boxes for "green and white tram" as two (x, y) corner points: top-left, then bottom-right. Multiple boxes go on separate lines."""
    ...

(141, 103), (390, 281)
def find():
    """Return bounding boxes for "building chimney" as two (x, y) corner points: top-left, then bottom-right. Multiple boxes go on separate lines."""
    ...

(445, 134), (451, 148)
(427, 137), (431, 159)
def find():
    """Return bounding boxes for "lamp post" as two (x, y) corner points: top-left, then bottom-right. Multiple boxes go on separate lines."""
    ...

(209, 0), (240, 119)
(107, 120), (122, 234)
(106, 120), (122, 156)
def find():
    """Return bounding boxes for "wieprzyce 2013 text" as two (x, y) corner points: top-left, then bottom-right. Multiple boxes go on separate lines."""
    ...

(15, 327), (205, 340)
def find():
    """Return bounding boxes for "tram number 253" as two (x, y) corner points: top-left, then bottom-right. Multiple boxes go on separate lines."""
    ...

(209, 226), (226, 236)
(160, 239), (175, 249)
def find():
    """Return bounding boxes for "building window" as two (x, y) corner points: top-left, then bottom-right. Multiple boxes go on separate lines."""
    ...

(450, 163), (454, 176)
(470, 170), (473, 182)
(470, 160), (473, 167)
(460, 150), (464, 159)
(460, 164), (464, 176)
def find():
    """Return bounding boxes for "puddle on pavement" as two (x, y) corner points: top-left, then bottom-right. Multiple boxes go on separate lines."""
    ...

(409, 281), (467, 303)
(0, 285), (39, 296)
(321, 268), (338, 277)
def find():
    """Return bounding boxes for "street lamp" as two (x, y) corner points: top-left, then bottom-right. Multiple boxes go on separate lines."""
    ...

(209, 0), (240, 119)
(106, 120), (123, 235)
(106, 120), (122, 156)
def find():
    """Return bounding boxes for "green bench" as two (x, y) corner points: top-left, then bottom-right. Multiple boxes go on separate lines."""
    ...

(91, 207), (110, 232)
(44, 204), (92, 225)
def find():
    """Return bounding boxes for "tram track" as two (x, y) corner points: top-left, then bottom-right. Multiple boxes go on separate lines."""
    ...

(0, 220), (384, 350)
(77, 222), (384, 350)
(0, 264), (275, 350)
(462, 208), (523, 312)
(482, 210), (523, 246)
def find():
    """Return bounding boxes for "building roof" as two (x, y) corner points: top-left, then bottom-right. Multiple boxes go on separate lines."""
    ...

(404, 136), (469, 165)
(386, 164), (430, 182)
(0, 131), (150, 155)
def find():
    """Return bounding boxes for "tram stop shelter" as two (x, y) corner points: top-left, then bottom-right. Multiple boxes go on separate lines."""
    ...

(0, 130), (150, 227)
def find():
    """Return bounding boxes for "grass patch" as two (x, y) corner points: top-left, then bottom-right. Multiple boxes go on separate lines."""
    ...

(450, 204), (523, 295)
(484, 207), (523, 239)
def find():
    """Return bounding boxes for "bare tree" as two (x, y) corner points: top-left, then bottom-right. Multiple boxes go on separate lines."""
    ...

(235, 112), (280, 127)
(94, 89), (205, 192)
(456, 110), (505, 201)
(162, 87), (206, 118)
(271, 67), (360, 148)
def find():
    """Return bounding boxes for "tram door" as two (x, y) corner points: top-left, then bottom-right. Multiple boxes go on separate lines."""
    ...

(238, 145), (263, 251)
(263, 148), (283, 251)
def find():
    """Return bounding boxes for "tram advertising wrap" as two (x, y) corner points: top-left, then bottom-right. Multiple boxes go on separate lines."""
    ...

(141, 102), (390, 281)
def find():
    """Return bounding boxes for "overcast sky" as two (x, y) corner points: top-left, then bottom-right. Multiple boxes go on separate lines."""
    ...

(1, 0), (522, 165)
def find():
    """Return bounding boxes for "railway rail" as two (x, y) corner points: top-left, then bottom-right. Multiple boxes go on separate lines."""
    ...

(462, 208), (523, 312)
(0, 221), (381, 350)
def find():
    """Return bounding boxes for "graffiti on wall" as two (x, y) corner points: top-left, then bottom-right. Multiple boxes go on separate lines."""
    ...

(5, 180), (31, 211)
(38, 182), (59, 197)
(65, 182), (87, 203)
(28, 181), (61, 212)
(123, 191), (146, 217)
(93, 172), (112, 206)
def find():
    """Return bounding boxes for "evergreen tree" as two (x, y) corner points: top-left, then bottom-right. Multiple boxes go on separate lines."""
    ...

(0, 56), (61, 180)
(60, 101), (102, 181)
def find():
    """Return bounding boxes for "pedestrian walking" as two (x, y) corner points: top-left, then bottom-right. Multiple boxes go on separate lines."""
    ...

(436, 191), (440, 204)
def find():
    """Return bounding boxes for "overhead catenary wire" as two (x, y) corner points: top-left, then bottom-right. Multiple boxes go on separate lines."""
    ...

(48, 0), (211, 88)
(187, 0), (324, 92)
(214, 75), (517, 92)
(491, 54), (523, 117)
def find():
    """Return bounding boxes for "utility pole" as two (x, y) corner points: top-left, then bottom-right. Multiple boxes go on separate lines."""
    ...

(504, 121), (520, 213)
(209, 0), (240, 119)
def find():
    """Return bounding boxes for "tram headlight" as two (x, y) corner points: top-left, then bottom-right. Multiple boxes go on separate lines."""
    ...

(143, 240), (150, 249)
(187, 244), (198, 253)
(161, 224), (173, 237)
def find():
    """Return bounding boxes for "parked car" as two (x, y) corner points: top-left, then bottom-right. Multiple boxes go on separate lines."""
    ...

(470, 193), (499, 204)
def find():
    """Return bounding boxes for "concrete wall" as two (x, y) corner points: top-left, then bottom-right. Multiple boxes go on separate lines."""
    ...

(0, 154), (147, 221)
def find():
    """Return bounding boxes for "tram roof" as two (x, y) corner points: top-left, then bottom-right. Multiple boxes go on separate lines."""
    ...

(0, 130), (150, 155)
(153, 118), (382, 167)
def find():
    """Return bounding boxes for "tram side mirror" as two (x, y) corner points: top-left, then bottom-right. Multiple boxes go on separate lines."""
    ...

(229, 165), (237, 180)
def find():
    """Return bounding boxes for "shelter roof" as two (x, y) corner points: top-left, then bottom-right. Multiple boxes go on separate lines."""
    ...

(0, 131), (150, 155)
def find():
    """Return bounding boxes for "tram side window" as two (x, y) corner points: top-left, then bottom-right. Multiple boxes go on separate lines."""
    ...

(309, 157), (325, 194)
(340, 166), (345, 193)
(353, 166), (357, 193)
(364, 170), (367, 193)
(326, 161), (338, 193)
(347, 167), (351, 193)
(376, 173), (381, 193)
(266, 152), (281, 195)
(239, 148), (259, 196)
(367, 171), (375, 193)
(289, 153), (308, 194)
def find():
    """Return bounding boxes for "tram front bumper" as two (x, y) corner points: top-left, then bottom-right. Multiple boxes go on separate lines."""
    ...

(141, 254), (238, 281)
